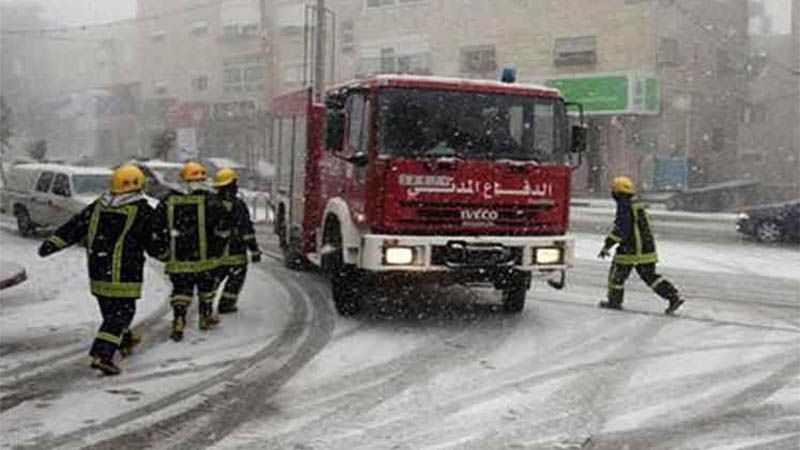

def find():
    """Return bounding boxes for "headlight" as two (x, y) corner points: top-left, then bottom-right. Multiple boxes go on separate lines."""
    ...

(534, 247), (562, 265)
(737, 212), (749, 221)
(384, 247), (415, 265)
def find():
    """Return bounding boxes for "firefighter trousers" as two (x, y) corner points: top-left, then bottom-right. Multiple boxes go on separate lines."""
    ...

(169, 271), (217, 318)
(90, 296), (136, 361)
(216, 264), (247, 308)
(607, 262), (680, 306)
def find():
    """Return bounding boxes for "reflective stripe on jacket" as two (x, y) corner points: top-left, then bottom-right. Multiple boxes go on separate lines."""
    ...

(604, 195), (658, 265)
(45, 194), (155, 298)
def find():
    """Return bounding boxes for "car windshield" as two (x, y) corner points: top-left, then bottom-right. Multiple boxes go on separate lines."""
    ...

(71, 174), (109, 194)
(378, 88), (565, 162)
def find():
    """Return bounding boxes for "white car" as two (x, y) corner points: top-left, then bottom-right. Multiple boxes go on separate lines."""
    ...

(4, 163), (111, 236)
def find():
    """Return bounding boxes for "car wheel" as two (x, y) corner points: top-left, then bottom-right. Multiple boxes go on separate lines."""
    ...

(15, 208), (35, 237)
(756, 220), (782, 243)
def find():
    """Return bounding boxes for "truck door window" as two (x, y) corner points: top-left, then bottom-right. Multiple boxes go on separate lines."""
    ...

(346, 94), (369, 156)
(35, 172), (54, 192)
(51, 173), (71, 197)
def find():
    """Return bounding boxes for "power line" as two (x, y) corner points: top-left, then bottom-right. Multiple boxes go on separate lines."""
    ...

(1, 0), (224, 36)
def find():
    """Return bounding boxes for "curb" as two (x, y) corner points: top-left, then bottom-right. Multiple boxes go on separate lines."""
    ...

(0, 268), (27, 291)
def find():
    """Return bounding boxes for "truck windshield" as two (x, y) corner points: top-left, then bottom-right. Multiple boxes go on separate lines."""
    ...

(72, 174), (109, 194)
(378, 88), (564, 162)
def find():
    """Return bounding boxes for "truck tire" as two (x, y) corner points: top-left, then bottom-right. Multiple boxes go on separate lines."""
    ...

(14, 207), (35, 237)
(323, 217), (362, 316)
(500, 272), (531, 314)
(331, 268), (363, 317)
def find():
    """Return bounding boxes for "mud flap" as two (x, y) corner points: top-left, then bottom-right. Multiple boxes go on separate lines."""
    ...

(547, 270), (566, 290)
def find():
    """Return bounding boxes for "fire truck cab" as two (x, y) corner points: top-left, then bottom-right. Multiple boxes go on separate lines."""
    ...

(272, 74), (585, 315)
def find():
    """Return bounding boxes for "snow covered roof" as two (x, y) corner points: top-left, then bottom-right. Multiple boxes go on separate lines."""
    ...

(205, 157), (245, 169)
(11, 163), (111, 175)
(137, 160), (183, 169)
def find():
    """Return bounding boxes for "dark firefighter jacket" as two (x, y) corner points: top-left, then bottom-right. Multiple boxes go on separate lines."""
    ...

(603, 195), (658, 265)
(40, 192), (156, 298)
(152, 186), (231, 273)
(219, 194), (258, 266)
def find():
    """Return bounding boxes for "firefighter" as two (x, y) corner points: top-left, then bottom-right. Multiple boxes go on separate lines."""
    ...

(212, 168), (262, 314)
(152, 161), (231, 341)
(598, 176), (685, 314)
(38, 165), (155, 376)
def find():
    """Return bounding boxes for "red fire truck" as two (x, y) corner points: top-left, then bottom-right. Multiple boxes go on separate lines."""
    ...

(272, 74), (585, 315)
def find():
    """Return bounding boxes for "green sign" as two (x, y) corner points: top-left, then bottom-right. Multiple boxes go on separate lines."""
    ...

(542, 74), (660, 115)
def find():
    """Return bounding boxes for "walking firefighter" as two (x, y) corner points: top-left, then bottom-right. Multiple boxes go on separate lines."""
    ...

(38, 164), (156, 376)
(597, 176), (685, 315)
(213, 168), (262, 314)
(152, 161), (231, 342)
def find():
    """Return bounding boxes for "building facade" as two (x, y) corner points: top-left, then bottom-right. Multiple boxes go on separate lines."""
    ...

(136, 0), (270, 165)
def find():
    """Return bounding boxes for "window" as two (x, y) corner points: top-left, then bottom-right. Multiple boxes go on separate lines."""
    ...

(460, 45), (497, 76)
(154, 81), (168, 95)
(36, 172), (54, 192)
(223, 54), (266, 94)
(191, 75), (208, 92)
(741, 103), (766, 124)
(658, 37), (680, 65)
(51, 173), (71, 197)
(150, 31), (165, 43)
(347, 95), (369, 155)
(715, 49), (735, 77)
(342, 20), (355, 52)
(190, 21), (208, 36)
(366, 0), (423, 8)
(358, 43), (431, 76)
(554, 35), (597, 66)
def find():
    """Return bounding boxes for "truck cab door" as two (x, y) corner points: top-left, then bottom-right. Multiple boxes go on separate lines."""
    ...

(341, 93), (371, 220)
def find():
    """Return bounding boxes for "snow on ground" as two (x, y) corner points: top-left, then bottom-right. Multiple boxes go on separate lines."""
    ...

(0, 228), (293, 449)
(214, 233), (799, 450)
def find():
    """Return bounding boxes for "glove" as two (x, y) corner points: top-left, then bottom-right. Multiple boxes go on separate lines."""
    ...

(597, 247), (610, 259)
(38, 240), (58, 257)
(251, 252), (262, 263)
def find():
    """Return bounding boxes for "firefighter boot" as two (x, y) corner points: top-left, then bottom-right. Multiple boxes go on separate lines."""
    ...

(90, 357), (121, 376)
(170, 313), (186, 342)
(199, 302), (220, 330)
(665, 296), (685, 315)
(119, 330), (142, 358)
(598, 300), (623, 310)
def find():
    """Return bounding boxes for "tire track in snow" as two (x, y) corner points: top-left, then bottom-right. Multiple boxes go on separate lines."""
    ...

(75, 262), (335, 450)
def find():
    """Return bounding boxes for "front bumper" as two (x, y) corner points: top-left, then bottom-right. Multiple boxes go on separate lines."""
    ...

(358, 234), (574, 274)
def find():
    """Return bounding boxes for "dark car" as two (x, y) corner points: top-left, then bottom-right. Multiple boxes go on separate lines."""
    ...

(736, 200), (800, 244)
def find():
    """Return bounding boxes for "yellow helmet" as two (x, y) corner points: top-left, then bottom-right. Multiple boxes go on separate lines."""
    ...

(213, 167), (238, 188)
(180, 161), (207, 182)
(110, 164), (146, 194)
(612, 175), (636, 195)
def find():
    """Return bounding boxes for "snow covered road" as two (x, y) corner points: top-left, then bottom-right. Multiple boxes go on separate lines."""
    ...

(1, 225), (798, 449)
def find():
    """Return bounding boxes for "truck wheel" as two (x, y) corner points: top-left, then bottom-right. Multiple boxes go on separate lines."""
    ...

(500, 272), (531, 313)
(15, 208), (35, 237)
(331, 268), (363, 317)
(501, 284), (527, 313)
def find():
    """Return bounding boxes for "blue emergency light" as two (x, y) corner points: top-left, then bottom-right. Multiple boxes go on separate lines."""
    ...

(500, 65), (517, 83)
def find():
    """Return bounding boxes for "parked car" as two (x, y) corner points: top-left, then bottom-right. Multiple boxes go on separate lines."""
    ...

(736, 200), (800, 244)
(3, 163), (111, 236)
(128, 159), (183, 201)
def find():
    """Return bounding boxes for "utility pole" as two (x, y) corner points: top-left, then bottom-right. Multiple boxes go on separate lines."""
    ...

(314, 0), (326, 101)
(259, 0), (272, 163)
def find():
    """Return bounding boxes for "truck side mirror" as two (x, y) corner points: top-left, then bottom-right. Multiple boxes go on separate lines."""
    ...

(326, 110), (345, 151)
(346, 152), (369, 167)
(570, 125), (587, 153)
